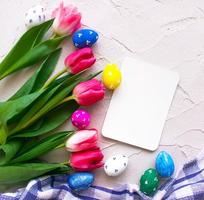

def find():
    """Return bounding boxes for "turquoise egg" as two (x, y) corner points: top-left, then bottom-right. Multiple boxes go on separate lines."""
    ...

(155, 151), (175, 178)
(67, 172), (94, 191)
(72, 29), (99, 48)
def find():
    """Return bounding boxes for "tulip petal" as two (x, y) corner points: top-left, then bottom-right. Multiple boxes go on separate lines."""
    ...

(77, 90), (105, 106)
(52, 2), (81, 36)
(73, 79), (105, 106)
(70, 148), (104, 171)
(71, 129), (98, 144)
(65, 48), (94, 67)
(71, 57), (96, 74)
(73, 79), (104, 95)
(66, 129), (98, 152)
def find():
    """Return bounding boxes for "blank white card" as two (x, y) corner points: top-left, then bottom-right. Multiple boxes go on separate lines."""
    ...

(102, 57), (179, 151)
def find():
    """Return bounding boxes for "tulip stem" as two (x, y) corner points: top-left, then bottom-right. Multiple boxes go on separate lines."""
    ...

(60, 161), (70, 165)
(42, 68), (68, 89)
(55, 143), (65, 149)
(50, 32), (58, 39)
(57, 95), (75, 106)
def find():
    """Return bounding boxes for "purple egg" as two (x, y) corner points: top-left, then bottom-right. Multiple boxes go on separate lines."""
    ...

(71, 109), (91, 130)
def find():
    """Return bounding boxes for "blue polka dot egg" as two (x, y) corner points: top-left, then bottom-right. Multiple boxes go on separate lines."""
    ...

(155, 151), (175, 178)
(67, 172), (94, 192)
(72, 29), (99, 48)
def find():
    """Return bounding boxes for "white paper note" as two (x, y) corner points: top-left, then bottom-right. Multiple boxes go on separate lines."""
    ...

(102, 57), (179, 151)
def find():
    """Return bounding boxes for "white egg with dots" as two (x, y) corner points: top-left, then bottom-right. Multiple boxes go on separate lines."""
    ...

(104, 154), (128, 176)
(25, 5), (46, 29)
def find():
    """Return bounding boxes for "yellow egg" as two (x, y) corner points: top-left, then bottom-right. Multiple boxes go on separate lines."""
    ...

(102, 63), (122, 90)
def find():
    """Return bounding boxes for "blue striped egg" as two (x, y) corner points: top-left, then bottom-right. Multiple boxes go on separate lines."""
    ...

(67, 172), (94, 191)
(155, 151), (175, 178)
(72, 29), (99, 48)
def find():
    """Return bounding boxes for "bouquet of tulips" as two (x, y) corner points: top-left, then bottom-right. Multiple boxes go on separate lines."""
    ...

(0, 2), (105, 188)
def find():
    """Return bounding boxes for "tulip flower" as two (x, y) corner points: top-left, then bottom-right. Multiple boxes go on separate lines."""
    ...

(66, 129), (98, 152)
(73, 79), (105, 106)
(70, 148), (104, 171)
(52, 2), (81, 36)
(43, 48), (96, 89)
(65, 47), (96, 74)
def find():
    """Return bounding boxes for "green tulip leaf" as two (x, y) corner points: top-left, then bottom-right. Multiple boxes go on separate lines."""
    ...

(0, 124), (8, 146)
(10, 131), (73, 164)
(13, 82), (64, 133)
(0, 35), (67, 80)
(0, 19), (54, 79)
(0, 163), (71, 185)
(27, 83), (77, 125)
(9, 48), (61, 100)
(11, 101), (79, 138)
(49, 74), (72, 88)
(0, 91), (42, 122)
(12, 71), (85, 133)
(0, 91), (43, 144)
(32, 20), (54, 48)
(0, 140), (23, 165)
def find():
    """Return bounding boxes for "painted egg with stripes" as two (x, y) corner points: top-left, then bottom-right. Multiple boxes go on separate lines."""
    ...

(104, 154), (128, 176)
(25, 5), (46, 29)
(155, 151), (175, 178)
(140, 168), (159, 196)
(67, 172), (94, 191)
(72, 29), (99, 48)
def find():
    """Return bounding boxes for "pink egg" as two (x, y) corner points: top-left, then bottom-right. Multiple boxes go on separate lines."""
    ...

(71, 109), (91, 129)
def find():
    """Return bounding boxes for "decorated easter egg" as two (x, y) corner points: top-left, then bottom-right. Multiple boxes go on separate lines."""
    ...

(67, 172), (94, 191)
(104, 154), (128, 176)
(140, 168), (159, 196)
(25, 5), (46, 28)
(71, 109), (91, 130)
(72, 29), (99, 48)
(155, 151), (175, 178)
(102, 63), (122, 90)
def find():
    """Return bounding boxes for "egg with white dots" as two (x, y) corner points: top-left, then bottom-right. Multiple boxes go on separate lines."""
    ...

(25, 5), (46, 29)
(71, 109), (91, 130)
(104, 154), (128, 176)
(72, 29), (99, 49)
(140, 168), (159, 196)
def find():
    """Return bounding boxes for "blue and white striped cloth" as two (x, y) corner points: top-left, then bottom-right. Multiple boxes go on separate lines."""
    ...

(1, 149), (204, 200)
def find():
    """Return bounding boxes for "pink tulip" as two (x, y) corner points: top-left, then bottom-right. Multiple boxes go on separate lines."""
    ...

(73, 79), (105, 106)
(66, 129), (98, 152)
(70, 148), (104, 171)
(64, 48), (96, 74)
(52, 2), (81, 36)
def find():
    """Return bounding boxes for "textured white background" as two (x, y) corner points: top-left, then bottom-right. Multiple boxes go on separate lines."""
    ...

(1, 0), (204, 189)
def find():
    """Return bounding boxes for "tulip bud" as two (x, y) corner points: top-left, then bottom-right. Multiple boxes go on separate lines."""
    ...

(73, 79), (105, 106)
(64, 48), (96, 74)
(70, 148), (104, 171)
(52, 3), (81, 36)
(66, 129), (98, 152)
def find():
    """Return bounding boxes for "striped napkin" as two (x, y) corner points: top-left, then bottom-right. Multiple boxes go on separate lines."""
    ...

(1, 149), (204, 200)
